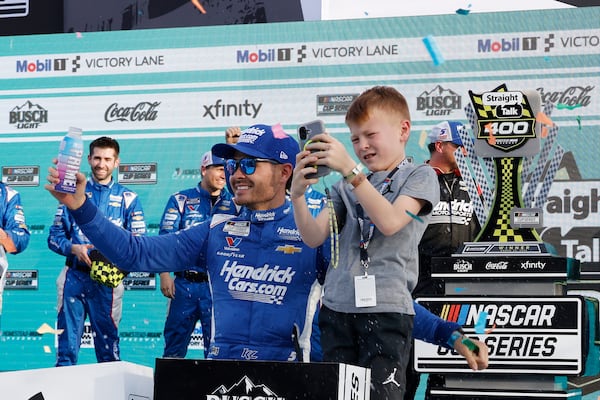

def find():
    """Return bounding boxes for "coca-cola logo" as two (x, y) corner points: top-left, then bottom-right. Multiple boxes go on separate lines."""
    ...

(485, 261), (508, 270)
(104, 101), (160, 122)
(536, 86), (594, 108)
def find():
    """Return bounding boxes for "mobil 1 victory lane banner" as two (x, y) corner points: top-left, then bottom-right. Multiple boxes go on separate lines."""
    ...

(0, 7), (598, 372)
(414, 296), (585, 375)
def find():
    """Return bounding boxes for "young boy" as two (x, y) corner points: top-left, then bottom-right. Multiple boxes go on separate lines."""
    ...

(290, 86), (439, 399)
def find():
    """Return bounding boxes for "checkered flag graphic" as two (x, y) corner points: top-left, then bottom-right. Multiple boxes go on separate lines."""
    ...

(89, 250), (127, 288)
(522, 102), (561, 208)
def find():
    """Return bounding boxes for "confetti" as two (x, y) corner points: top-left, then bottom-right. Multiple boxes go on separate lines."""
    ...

(485, 123), (496, 145)
(75, 32), (83, 39)
(419, 130), (428, 149)
(485, 323), (497, 335)
(474, 311), (488, 334)
(536, 111), (554, 126)
(191, 0), (206, 14)
(456, 8), (470, 15)
(556, 103), (582, 110)
(37, 322), (63, 335)
(577, 115), (582, 131)
(422, 35), (445, 66)
(405, 210), (424, 223)
(44, 345), (52, 353)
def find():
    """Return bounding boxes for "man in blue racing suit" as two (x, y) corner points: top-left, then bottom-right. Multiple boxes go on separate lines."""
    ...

(0, 182), (30, 255)
(48, 136), (146, 366)
(45, 124), (488, 368)
(158, 150), (237, 358)
(0, 181), (30, 318)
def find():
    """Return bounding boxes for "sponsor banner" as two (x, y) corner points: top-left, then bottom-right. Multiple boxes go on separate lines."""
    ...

(3, 29), (600, 79)
(118, 163), (157, 184)
(4, 269), (38, 290)
(414, 297), (584, 375)
(316, 94), (358, 116)
(122, 271), (156, 290)
(154, 358), (370, 400)
(431, 255), (573, 279)
(1, 165), (39, 186)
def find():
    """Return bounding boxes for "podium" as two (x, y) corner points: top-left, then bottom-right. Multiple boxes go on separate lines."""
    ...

(413, 86), (600, 399)
(154, 358), (371, 400)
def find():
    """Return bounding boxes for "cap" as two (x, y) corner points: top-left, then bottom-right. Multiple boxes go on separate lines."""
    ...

(201, 151), (225, 168)
(212, 124), (299, 167)
(428, 121), (464, 146)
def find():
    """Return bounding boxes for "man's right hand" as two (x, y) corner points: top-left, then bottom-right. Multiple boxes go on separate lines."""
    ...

(71, 243), (94, 267)
(44, 159), (87, 210)
(159, 272), (176, 299)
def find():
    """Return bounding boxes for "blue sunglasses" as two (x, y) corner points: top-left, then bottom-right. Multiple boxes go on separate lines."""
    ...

(226, 158), (279, 175)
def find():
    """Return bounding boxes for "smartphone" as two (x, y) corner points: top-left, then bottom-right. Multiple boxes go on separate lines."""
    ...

(298, 119), (331, 179)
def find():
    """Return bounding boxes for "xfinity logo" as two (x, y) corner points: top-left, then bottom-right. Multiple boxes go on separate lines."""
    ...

(203, 99), (262, 119)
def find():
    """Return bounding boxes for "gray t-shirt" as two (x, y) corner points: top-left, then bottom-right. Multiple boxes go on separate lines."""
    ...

(322, 162), (439, 315)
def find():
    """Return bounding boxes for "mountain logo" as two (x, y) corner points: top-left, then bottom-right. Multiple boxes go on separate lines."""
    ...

(207, 375), (284, 400)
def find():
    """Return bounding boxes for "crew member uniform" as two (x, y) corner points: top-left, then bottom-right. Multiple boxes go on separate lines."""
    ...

(48, 178), (146, 366)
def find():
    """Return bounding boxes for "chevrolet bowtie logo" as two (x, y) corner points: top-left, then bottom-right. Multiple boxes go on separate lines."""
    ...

(276, 245), (302, 254)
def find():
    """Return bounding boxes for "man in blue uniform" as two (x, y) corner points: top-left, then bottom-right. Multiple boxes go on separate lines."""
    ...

(158, 150), (236, 358)
(0, 181), (30, 318)
(0, 182), (29, 255)
(44, 124), (488, 368)
(48, 136), (146, 366)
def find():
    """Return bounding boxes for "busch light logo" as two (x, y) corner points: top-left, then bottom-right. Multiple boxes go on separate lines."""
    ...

(9, 101), (48, 129)
(416, 85), (462, 116)
(207, 376), (285, 400)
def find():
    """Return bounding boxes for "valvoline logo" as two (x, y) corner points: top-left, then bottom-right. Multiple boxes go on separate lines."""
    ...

(225, 237), (242, 248)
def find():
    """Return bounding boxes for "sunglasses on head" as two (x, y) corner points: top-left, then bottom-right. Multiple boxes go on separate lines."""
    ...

(225, 158), (279, 175)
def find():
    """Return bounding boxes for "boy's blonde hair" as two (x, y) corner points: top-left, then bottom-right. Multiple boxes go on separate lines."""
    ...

(345, 86), (411, 125)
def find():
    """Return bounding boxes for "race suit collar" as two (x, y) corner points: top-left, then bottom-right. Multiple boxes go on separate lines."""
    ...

(240, 199), (292, 223)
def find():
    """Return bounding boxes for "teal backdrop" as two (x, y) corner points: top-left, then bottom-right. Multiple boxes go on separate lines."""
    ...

(0, 10), (598, 397)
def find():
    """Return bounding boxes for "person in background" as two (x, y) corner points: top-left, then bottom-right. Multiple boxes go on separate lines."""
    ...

(0, 181), (30, 320)
(290, 85), (440, 399)
(405, 120), (482, 399)
(48, 136), (146, 366)
(225, 126), (241, 144)
(158, 150), (236, 358)
(0, 182), (29, 255)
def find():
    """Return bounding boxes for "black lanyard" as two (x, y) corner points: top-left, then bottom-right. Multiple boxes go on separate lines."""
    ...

(355, 163), (404, 272)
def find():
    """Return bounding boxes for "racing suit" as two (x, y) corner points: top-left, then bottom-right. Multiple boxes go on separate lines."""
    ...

(0, 182), (30, 254)
(48, 178), (146, 366)
(159, 184), (236, 358)
(0, 182), (30, 315)
(71, 197), (328, 361)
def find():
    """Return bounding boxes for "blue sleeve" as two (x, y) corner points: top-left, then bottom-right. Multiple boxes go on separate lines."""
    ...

(47, 204), (73, 257)
(1, 186), (30, 254)
(413, 301), (461, 349)
(70, 197), (207, 273)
